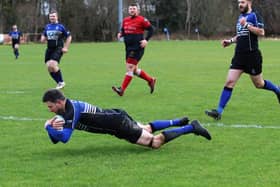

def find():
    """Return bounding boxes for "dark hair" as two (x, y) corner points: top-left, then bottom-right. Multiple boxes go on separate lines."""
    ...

(42, 89), (65, 103)
(49, 9), (58, 15)
(129, 3), (140, 8)
(48, 9), (58, 19)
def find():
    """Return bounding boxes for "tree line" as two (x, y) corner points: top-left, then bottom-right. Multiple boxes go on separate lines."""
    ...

(0, 0), (279, 42)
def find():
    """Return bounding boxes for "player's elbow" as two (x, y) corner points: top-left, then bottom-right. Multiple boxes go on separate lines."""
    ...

(60, 136), (71, 143)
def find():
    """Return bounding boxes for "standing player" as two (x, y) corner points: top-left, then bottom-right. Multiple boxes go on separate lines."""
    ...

(205, 0), (280, 120)
(42, 89), (211, 147)
(41, 10), (72, 89)
(112, 3), (156, 96)
(8, 25), (22, 59)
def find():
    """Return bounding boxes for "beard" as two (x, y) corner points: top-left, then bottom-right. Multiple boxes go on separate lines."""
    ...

(239, 4), (249, 13)
(56, 108), (65, 115)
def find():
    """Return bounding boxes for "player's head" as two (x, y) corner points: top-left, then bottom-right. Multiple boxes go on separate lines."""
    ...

(238, 0), (252, 14)
(12, 25), (17, 31)
(42, 89), (66, 114)
(48, 10), (58, 23)
(128, 3), (140, 17)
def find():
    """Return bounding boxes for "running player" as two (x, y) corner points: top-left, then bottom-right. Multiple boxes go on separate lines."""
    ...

(205, 0), (280, 120)
(112, 3), (156, 96)
(8, 25), (22, 59)
(41, 10), (72, 89)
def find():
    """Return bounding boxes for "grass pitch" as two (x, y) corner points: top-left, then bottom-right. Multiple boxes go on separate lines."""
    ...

(0, 40), (280, 186)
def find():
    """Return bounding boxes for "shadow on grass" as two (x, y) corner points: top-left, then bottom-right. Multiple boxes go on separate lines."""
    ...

(38, 143), (158, 159)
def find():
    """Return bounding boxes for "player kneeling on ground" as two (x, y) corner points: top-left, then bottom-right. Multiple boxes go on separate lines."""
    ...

(42, 89), (211, 148)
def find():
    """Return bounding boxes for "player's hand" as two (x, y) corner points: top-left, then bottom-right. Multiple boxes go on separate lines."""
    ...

(45, 117), (64, 130)
(40, 36), (46, 43)
(117, 32), (122, 40)
(52, 120), (64, 130)
(44, 118), (55, 129)
(239, 17), (247, 27)
(140, 40), (148, 48)
(62, 47), (68, 53)
(221, 39), (231, 48)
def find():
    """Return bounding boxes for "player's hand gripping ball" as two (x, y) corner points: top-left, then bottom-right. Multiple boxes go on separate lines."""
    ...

(53, 115), (65, 131)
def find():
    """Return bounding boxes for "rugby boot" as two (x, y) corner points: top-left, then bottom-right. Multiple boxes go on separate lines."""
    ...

(178, 117), (190, 126)
(56, 82), (66, 89)
(205, 109), (221, 120)
(148, 78), (156, 94)
(112, 86), (124, 96)
(191, 120), (212, 140)
(276, 88), (280, 103)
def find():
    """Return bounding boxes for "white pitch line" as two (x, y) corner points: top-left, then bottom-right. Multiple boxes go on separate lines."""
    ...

(0, 115), (280, 129)
(0, 116), (45, 121)
(203, 123), (280, 129)
(0, 91), (26, 94)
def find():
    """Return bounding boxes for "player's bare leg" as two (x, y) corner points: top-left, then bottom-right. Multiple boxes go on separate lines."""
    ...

(112, 62), (136, 96)
(47, 60), (65, 89)
(206, 69), (243, 120)
(251, 73), (280, 103)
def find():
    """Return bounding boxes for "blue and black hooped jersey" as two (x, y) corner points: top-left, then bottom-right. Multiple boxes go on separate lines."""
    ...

(43, 23), (71, 48)
(8, 31), (22, 43)
(235, 11), (264, 52)
(45, 99), (101, 144)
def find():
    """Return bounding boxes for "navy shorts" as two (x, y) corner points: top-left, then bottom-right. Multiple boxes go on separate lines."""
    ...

(230, 50), (262, 75)
(45, 47), (63, 63)
(78, 109), (143, 143)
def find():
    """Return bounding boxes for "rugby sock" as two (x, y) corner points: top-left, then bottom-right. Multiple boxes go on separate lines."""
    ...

(121, 72), (133, 91)
(50, 72), (59, 83)
(217, 87), (233, 114)
(135, 69), (152, 82)
(50, 70), (63, 83)
(150, 118), (185, 132)
(56, 70), (64, 83)
(162, 125), (194, 143)
(15, 49), (19, 57)
(263, 80), (280, 94)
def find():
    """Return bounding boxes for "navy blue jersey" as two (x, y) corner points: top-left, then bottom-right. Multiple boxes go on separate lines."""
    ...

(8, 31), (22, 43)
(43, 23), (71, 48)
(45, 99), (101, 143)
(235, 11), (264, 52)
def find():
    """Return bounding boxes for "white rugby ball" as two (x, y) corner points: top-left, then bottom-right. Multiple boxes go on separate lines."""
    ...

(54, 115), (65, 131)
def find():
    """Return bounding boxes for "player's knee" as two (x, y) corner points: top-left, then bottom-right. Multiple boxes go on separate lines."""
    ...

(136, 130), (153, 146)
(47, 61), (59, 72)
(151, 134), (165, 149)
(126, 64), (136, 72)
(254, 82), (264, 89)
(137, 122), (152, 133)
(225, 79), (236, 87)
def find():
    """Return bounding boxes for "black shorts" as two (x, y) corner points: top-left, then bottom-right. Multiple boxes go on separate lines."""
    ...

(12, 41), (19, 49)
(45, 47), (63, 63)
(77, 109), (143, 143)
(126, 48), (145, 64)
(230, 50), (262, 75)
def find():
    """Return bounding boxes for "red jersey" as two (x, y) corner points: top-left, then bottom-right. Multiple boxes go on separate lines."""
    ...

(122, 15), (151, 35)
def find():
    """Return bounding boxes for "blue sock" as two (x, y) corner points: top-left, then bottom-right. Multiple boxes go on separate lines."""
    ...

(217, 87), (233, 114)
(162, 125), (194, 143)
(150, 118), (184, 132)
(263, 80), (280, 94)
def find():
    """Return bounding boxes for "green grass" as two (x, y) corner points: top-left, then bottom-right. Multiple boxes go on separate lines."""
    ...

(0, 40), (280, 186)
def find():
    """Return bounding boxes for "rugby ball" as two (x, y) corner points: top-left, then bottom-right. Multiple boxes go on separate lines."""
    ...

(54, 115), (65, 131)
